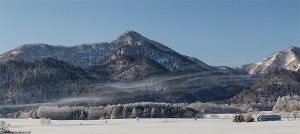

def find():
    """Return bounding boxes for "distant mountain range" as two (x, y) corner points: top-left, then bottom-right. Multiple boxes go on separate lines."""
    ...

(0, 31), (299, 109)
(236, 46), (300, 74)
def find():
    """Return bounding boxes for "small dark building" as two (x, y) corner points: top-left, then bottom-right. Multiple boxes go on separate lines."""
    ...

(257, 115), (281, 121)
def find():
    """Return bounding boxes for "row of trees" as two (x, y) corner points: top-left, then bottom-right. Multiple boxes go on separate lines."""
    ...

(37, 103), (196, 120)
(36, 102), (243, 120)
(272, 95), (300, 119)
(273, 95), (300, 113)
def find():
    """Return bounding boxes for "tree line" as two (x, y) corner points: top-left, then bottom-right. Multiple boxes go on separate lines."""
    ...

(35, 102), (243, 120)
(273, 95), (300, 113)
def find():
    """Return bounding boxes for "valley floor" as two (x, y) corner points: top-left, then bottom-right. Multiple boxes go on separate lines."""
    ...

(2, 118), (299, 134)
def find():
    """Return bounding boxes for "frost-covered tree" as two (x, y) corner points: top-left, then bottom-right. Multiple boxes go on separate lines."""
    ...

(0, 121), (8, 130)
(79, 111), (85, 120)
(122, 105), (130, 118)
(150, 107), (156, 118)
(111, 106), (123, 119)
(291, 110), (299, 119)
(273, 95), (300, 113)
(104, 105), (114, 118)
(142, 108), (150, 118)
(37, 106), (72, 120)
(160, 108), (165, 117)
(87, 106), (104, 120)
(243, 113), (254, 122)
(131, 108), (138, 118)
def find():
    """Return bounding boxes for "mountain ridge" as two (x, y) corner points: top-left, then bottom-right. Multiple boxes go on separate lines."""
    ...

(0, 31), (299, 110)
(2, 31), (243, 105)
(236, 46), (300, 74)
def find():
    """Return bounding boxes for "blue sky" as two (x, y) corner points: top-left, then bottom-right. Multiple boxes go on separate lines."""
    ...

(0, 0), (299, 66)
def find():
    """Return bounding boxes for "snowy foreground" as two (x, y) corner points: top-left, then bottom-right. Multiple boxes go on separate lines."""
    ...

(3, 118), (300, 134)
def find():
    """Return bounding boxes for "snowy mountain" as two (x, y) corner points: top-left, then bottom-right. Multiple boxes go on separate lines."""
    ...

(0, 57), (252, 105)
(0, 58), (95, 104)
(2, 30), (297, 108)
(0, 31), (215, 73)
(3, 31), (248, 105)
(106, 31), (216, 73)
(230, 69), (300, 110)
(111, 31), (175, 53)
(236, 46), (300, 74)
(0, 43), (121, 67)
(0, 31), (219, 82)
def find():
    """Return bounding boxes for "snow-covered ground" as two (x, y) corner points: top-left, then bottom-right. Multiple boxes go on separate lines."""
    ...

(2, 118), (299, 134)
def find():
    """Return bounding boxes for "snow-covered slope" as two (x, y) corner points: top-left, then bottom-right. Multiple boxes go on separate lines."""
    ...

(0, 31), (213, 73)
(90, 31), (219, 81)
(185, 56), (215, 70)
(0, 30), (218, 81)
(0, 43), (121, 67)
(237, 46), (300, 74)
(111, 31), (175, 53)
(1, 31), (252, 105)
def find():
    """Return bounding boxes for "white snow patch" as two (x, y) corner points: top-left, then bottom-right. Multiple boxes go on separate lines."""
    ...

(1, 118), (299, 134)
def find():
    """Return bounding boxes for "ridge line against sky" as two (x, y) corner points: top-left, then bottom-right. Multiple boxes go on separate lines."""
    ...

(0, 0), (299, 67)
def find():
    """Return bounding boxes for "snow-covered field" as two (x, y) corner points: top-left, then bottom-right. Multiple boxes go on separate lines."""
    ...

(2, 118), (299, 134)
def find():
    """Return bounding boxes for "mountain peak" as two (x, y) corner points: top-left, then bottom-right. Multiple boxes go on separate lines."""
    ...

(111, 30), (146, 45)
(286, 46), (300, 53)
(121, 30), (144, 39)
(238, 46), (300, 74)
